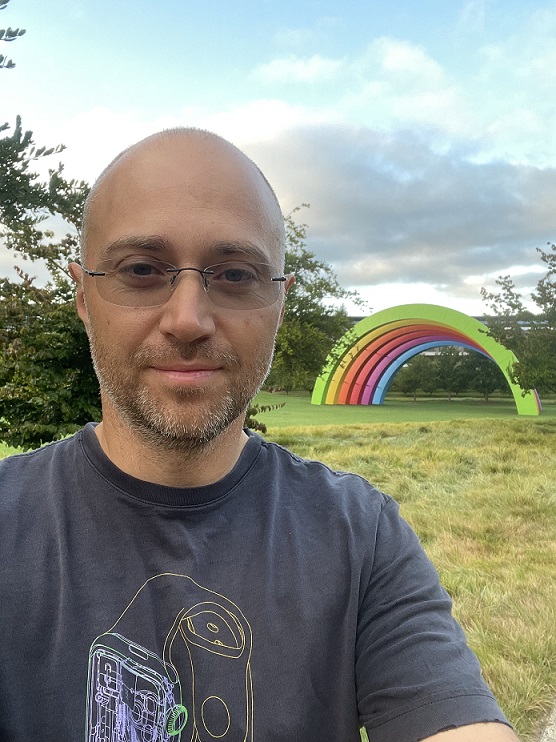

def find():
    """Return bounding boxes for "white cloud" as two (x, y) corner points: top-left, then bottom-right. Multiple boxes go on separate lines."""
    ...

(339, 38), (475, 139)
(182, 99), (344, 147)
(6, 6), (556, 318)
(356, 38), (447, 89)
(252, 54), (343, 84)
(32, 107), (180, 183)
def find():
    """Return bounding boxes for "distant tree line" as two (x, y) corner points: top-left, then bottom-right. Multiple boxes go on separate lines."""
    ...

(390, 347), (509, 402)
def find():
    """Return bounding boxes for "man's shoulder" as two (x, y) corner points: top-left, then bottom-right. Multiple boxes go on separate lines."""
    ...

(0, 430), (84, 496)
(253, 433), (393, 512)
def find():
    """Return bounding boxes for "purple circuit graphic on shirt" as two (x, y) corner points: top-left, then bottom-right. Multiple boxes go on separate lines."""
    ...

(85, 573), (253, 742)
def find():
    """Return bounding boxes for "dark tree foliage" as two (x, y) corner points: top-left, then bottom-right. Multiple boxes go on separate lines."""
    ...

(461, 353), (506, 402)
(392, 354), (434, 401)
(434, 346), (469, 400)
(481, 243), (556, 393)
(0, 0), (26, 70)
(0, 118), (97, 450)
(268, 206), (365, 392)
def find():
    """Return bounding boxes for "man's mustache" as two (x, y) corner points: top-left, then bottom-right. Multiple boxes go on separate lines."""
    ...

(132, 338), (242, 369)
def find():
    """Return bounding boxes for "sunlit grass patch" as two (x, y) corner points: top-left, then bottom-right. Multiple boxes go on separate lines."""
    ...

(0, 441), (21, 459)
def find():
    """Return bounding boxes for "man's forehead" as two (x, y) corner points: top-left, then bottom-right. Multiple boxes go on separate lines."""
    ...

(94, 135), (278, 217)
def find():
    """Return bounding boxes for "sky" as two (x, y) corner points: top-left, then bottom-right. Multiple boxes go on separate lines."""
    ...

(2, 0), (556, 315)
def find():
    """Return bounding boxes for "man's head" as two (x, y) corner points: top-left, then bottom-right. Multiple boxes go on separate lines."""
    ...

(70, 128), (293, 452)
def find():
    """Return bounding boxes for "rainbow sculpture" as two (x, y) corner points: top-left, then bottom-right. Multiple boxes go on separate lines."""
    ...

(311, 304), (540, 416)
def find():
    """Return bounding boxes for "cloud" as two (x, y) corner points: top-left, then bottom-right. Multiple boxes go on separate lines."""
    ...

(181, 99), (344, 146)
(245, 124), (556, 308)
(337, 38), (476, 139)
(31, 96), (553, 314)
(363, 37), (446, 87)
(31, 107), (181, 183)
(7, 12), (556, 316)
(252, 55), (343, 84)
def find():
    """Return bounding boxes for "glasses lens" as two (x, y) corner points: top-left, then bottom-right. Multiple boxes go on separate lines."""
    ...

(94, 257), (174, 307)
(204, 262), (282, 309)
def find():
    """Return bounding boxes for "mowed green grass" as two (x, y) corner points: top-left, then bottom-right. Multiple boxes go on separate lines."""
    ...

(263, 418), (556, 741)
(254, 389), (555, 427)
(1, 410), (554, 740)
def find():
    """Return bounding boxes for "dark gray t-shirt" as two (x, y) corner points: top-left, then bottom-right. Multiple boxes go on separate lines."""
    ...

(0, 424), (508, 741)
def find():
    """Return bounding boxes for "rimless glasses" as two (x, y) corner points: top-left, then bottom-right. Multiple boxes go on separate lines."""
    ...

(79, 257), (288, 310)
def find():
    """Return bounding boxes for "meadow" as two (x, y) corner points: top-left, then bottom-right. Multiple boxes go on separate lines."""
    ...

(1, 398), (555, 740)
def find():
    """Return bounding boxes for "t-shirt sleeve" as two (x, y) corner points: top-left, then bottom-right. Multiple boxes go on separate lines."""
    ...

(356, 496), (510, 742)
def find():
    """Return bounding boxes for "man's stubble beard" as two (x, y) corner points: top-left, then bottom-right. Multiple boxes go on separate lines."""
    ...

(85, 317), (276, 453)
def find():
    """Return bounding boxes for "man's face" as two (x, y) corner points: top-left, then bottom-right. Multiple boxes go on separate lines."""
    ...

(73, 137), (291, 451)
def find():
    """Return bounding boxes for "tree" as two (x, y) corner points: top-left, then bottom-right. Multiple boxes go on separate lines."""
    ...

(460, 353), (506, 402)
(481, 243), (556, 392)
(0, 0), (26, 70)
(435, 346), (468, 400)
(392, 354), (433, 401)
(0, 118), (96, 450)
(268, 206), (365, 392)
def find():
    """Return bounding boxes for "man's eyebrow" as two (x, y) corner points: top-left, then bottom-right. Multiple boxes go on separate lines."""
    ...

(101, 236), (171, 257)
(213, 241), (271, 263)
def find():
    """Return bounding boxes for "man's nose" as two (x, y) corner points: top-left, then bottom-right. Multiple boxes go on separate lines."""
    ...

(157, 270), (217, 341)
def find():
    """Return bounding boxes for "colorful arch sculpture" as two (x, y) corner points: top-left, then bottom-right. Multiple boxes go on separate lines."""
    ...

(311, 304), (540, 416)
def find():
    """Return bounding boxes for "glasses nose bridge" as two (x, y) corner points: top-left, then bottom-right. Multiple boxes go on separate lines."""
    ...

(169, 266), (210, 291)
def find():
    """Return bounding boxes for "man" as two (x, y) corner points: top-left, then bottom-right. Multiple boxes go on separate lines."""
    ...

(0, 129), (519, 741)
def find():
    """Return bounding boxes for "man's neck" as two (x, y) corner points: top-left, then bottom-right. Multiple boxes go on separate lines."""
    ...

(93, 413), (249, 488)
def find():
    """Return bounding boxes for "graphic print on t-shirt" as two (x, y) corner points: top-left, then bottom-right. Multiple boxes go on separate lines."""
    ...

(85, 573), (253, 742)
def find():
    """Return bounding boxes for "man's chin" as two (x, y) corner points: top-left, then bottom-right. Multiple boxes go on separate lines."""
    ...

(114, 392), (245, 452)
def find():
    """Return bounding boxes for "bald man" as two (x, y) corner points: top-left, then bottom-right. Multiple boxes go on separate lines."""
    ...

(0, 129), (519, 741)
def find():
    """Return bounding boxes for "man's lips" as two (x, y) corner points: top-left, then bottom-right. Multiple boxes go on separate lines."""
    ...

(147, 363), (224, 383)
(151, 363), (223, 372)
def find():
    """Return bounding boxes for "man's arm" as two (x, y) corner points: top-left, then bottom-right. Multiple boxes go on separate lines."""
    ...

(422, 722), (520, 740)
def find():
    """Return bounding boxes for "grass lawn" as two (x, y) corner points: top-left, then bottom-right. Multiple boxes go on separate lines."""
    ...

(254, 390), (556, 428)
(1, 403), (554, 740)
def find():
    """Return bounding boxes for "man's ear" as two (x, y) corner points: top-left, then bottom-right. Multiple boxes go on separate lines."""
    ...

(68, 262), (88, 326)
(278, 274), (295, 327)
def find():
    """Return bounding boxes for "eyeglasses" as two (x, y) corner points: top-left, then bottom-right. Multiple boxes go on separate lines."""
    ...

(80, 257), (287, 310)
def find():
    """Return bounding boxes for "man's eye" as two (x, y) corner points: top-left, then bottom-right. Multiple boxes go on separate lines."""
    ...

(223, 268), (253, 282)
(118, 262), (165, 277)
(212, 265), (257, 283)
(112, 260), (170, 288)
(122, 263), (152, 275)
